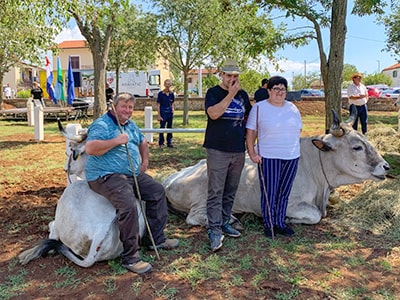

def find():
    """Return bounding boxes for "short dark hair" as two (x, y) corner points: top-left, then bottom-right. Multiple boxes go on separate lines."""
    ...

(267, 76), (288, 90)
(261, 78), (269, 86)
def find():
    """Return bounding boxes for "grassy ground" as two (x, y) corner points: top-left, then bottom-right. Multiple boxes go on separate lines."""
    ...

(0, 106), (399, 299)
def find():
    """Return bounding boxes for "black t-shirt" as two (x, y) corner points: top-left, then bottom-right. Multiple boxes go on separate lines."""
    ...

(203, 85), (252, 153)
(254, 88), (269, 102)
(31, 87), (43, 99)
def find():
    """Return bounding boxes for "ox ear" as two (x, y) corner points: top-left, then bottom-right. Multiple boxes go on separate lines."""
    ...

(312, 139), (332, 152)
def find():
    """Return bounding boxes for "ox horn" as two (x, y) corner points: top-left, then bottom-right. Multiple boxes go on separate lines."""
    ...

(329, 109), (344, 137)
(57, 118), (88, 142)
(344, 105), (357, 126)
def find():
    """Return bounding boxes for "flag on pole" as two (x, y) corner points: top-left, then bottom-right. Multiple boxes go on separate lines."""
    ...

(54, 57), (65, 102)
(45, 56), (56, 104)
(67, 56), (75, 105)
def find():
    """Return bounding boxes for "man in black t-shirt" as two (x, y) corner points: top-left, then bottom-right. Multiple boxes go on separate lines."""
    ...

(30, 81), (44, 107)
(203, 59), (252, 252)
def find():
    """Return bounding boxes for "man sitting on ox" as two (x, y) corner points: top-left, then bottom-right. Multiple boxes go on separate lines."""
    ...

(85, 92), (178, 274)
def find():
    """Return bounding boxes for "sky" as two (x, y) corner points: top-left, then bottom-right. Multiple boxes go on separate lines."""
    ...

(54, 2), (398, 86)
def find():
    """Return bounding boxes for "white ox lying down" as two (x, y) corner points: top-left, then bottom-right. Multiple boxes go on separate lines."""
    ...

(19, 121), (145, 267)
(164, 111), (390, 226)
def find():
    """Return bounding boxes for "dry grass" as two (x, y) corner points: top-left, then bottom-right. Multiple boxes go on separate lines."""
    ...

(333, 127), (400, 240)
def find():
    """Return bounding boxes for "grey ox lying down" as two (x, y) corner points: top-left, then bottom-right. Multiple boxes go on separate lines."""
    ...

(164, 110), (390, 226)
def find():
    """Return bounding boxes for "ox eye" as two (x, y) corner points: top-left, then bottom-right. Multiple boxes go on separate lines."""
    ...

(353, 146), (363, 151)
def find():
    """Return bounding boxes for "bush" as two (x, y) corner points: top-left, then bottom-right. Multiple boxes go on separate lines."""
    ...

(16, 90), (30, 98)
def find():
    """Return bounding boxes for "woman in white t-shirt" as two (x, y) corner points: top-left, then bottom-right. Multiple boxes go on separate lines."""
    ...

(246, 76), (302, 239)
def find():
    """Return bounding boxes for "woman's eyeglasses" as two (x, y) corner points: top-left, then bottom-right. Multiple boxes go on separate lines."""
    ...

(271, 87), (287, 93)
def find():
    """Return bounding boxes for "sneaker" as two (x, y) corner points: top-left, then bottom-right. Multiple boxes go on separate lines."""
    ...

(208, 230), (225, 252)
(222, 223), (241, 238)
(274, 226), (295, 236)
(159, 145), (164, 150)
(167, 144), (176, 148)
(122, 261), (152, 274)
(149, 238), (179, 250)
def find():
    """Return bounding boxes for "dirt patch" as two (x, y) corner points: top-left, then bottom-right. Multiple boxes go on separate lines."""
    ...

(1, 102), (17, 110)
(294, 100), (326, 116)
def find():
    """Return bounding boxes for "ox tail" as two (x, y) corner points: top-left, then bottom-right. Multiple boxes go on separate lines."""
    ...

(18, 239), (66, 265)
(18, 239), (95, 268)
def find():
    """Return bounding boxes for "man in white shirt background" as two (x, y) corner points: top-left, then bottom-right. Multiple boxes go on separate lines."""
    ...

(347, 72), (369, 134)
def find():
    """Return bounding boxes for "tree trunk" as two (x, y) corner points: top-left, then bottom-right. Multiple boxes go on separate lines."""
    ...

(91, 50), (107, 119)
(324, 0), (347, 132)
(183, 69), (189, 125)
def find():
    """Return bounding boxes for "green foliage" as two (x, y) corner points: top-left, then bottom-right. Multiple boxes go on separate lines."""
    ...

(171, 78), (183, 95)
(0, 1), (60, 109)
(342, 64), (358, 82)
(240, 69), (269, 95)
(43, 0), (131, 118)
(363, 73), (393, 86)
(16, 90), (31, 98)
(201, 74), (220, 93)
(152, 0), (283, 124)
(107, 4), (158, 76)
(291, 72), (320, 90)
(381, 4), (400, 57)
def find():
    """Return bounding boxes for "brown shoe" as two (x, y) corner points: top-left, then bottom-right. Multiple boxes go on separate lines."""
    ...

(149, 238), (179, 250)
(122, 261), (152, 274)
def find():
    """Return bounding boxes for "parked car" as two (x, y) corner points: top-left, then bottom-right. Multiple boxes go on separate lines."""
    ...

(384, 88), (400, 99)
(187, 88), (199, 95)
(366, 86), (382, 98)
(300, 89), (325, 97)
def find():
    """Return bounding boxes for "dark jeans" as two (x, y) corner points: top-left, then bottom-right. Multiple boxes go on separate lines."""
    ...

(349, 104), (368, 134)
(159, 112), (173, 146)
(206, 148), (245, 234)
(88, 173), (168, 265)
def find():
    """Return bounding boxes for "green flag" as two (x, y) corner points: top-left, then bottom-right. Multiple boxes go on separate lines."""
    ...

(55, 57), (65, 102)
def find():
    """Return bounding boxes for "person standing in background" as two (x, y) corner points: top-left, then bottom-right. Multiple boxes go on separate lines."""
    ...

(203, 59), (252, 252)
(4, 83), (12, 99)
(347, 72), (368, 134)
(30, 82), (45, 107)
(246, 76), (302, 239)
(254, 78), (269, 102)
(157, 79), (175, 149)
(105, 83), (114, 109)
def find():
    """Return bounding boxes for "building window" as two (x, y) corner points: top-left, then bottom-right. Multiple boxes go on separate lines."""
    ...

(70, 56), (80, 69)
(393, 70), (398, 78)
(188, 78), (192, 83)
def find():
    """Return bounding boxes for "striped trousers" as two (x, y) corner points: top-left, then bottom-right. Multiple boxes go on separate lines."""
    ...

(258, 157), (299, 229)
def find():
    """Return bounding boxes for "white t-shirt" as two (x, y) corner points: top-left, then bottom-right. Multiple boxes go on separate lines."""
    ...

(246, 100), (302, 159)
(347, 83), (368, 106)
(4, 87), (12, 98)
